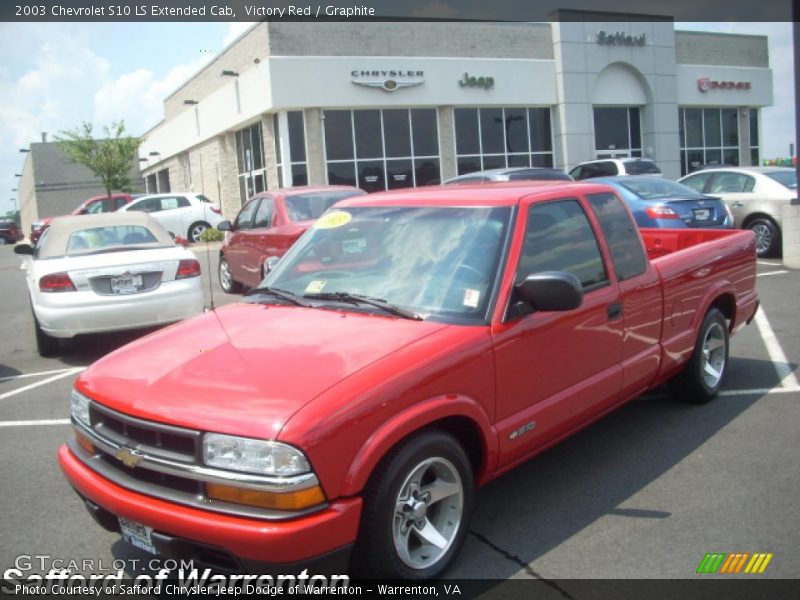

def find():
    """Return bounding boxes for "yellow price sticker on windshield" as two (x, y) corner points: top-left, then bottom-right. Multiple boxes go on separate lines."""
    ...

(315, 210), (352, 229)
(305, 280), (327, 294)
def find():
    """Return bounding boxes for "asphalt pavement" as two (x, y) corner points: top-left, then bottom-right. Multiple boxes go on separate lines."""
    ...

(0, 244), (797, 589)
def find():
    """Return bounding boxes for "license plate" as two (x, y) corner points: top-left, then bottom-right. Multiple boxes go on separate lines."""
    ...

(110, 274), (143, 294)
(693, 208), (712, 221)
(119, 517), (156, 554)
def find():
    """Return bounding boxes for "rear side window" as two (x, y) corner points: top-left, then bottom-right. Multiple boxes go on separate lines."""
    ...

(624, 160), (661, 175)
(680, 172), (712, 193)
(253, 197), (274, 228)
(516, 199), (608, 289)
(595, 162), (619, 176)
(161, 197), (189, 210)
(587, 192), (647, 281)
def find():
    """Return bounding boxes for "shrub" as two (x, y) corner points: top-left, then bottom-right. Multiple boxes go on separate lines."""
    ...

(199, 228), (224, 243)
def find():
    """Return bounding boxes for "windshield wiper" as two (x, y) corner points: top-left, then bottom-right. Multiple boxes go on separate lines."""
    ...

(245, 286), (311, 307)
(303, 292), (423, 321)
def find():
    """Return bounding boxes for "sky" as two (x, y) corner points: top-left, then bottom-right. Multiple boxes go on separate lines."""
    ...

(0, 21), (795, 217)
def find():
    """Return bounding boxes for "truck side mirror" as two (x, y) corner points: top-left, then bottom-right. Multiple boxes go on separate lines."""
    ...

(514, 271), (583, 312)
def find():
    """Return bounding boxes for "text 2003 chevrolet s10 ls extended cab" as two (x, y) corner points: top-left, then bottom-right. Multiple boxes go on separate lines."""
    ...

(59, 181), (758, 579)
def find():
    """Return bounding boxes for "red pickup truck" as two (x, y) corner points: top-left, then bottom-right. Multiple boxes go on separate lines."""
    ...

(59, 181), (758, 579)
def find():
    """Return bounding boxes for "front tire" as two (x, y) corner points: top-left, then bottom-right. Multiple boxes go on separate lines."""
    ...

(218, 256), (242, 294)
(34, 315), (60, 357)
(352, 429), (474, 579)
(671, 308), (729, 403)
(188, 221), (211, 244)
(747, 218), (780, 258)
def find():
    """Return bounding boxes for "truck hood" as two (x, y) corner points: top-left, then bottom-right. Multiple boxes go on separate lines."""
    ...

(77, 303), (448, 438)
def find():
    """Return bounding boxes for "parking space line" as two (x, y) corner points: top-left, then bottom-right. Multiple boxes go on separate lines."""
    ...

(0, 419), (70, 427)
(753, 309), (799, 389)
(757, 260), (783, 266)
(720, 386), (800, 397)
(756, 270), (789, 278)
(0, 367), (85, 383)
(0, 367), (85, 401)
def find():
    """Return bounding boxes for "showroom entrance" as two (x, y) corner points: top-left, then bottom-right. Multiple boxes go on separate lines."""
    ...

(593, 106), (642, 159)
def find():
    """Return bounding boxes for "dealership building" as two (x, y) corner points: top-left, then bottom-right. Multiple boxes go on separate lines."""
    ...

(138, 14), (773, 219)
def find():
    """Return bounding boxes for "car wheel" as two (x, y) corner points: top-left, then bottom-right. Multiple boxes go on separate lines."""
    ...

(747, 218), (780, 258)
(34, 315), (60, 357)
(352, 429), (474, 579)
(218, 256), (242, 294)
(671, 308), (729, 403)
(188, 221), (211, 244)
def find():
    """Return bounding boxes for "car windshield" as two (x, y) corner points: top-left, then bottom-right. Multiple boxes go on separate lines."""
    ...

(284, 190), (366, 222)
(263, 205), (512, 321)
(624, 160), (661, 175)
(619, 179), (699, 199)
(765, 171), (797, 190)
(65, 225), (162, 255)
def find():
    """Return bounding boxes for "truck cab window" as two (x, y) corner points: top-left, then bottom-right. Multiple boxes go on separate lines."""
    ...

(587, 192), (647, 281)
(516, 199), (608, 290)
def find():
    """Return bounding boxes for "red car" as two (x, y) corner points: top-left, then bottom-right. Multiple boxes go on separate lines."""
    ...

(0, 219), (24, 245)
(59, 182), (758, 579)
(30, 193), (139, 245)
(217, 185), (365, 293)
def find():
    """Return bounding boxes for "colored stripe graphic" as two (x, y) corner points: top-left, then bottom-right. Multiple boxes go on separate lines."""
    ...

(720, 553), (749, 573)
(744, 553), (773, 574)
(697, 553), (726, 573)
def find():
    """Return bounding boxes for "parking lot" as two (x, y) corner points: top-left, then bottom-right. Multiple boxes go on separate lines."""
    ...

(0, 242), (798, 587)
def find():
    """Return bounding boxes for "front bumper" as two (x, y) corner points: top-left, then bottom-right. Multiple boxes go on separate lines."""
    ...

(58, 444), (362, 568)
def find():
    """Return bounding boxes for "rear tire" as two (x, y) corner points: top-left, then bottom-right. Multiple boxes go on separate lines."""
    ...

(218, 256), (242, 294)
(671, 308), (728, 403)
(352, 429), (474, 579)
(34, 315), (60, 357)
(188, 221), (211, 244)
(746, 217), (780, 258)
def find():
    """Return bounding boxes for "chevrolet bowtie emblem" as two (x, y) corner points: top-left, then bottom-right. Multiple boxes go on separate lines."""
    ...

(115, 447), (143, 468)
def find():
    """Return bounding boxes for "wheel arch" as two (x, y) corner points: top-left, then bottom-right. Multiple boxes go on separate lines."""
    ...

(339, 396), (498, 498)
(742, 212), (779, 230)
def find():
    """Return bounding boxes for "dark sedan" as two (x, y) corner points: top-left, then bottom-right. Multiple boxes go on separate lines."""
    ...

(591, 176), (733, 229)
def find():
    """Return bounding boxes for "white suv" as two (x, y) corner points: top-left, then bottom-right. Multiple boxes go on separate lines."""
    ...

(119, 193), (224, 243)
(569, 158), (662, 180)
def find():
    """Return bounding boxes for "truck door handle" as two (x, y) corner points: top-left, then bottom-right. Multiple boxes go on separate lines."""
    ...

(607, 302), (623, 321)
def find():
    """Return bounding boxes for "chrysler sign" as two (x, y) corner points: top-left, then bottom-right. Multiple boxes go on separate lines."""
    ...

(351, 69), (424, 92)
(697, 77), (752, 92)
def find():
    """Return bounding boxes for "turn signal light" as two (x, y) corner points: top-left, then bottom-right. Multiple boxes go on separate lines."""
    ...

(39, 272), (76, 292)
(176, 259), (201, 279)
(74, 429), (94, 454)
(206, 483), (326, 510)
(645, 205), (680, 220)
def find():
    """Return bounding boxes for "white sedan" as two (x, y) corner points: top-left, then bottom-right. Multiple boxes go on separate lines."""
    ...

(118, 192), (225, 243)
(15, 212), (205, 356)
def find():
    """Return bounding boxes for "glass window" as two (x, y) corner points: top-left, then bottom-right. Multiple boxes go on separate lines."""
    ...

(482, 155), (506, 170)
(327, 161), (357, 187)
(288, 111), (305, 163)
(723, 148), (739, 166)
(703, 109), (721, 147)
(457, 156), (481, 176)
(504, 108), (528, 154)
(284, 190), (366, 222)
(684, 109), (703, 148)
(129, 198), (161, 213)
(594, 108), (630, 150)
(708, 173), (753, 194)
(587, 192), (647, 281)
(508, 154), (530, 168)
(454, 108), (480, 155)
(628, 108), (641, 152)
(411, 109), (438, 157)
(234, 198), (259, 230)
(291, 164), (308, 187)
(67, 226), (158, 254)
(354, 110), (382, 159)
(324, 110), (354, 161)
(517, 199), (608, 289)
(357, 160), (385, 193)
(479, 108), (504, 155)
(386, 159), (413, 189)
(722, 109), (738, 147)
(529, 108), (552, 153)
(531, 154), (554, 168)
(414, 159), (440, 186)
(157, 169), (171, 193)
(383, 109), (411, 158)
(253, 197), (274, 229)
(251, 124), (264, 170)
(749, 109), (759, 147)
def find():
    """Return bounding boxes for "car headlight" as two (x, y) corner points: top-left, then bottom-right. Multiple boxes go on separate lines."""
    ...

(203, 433), (311, 476)
(70, 389), (91, 427)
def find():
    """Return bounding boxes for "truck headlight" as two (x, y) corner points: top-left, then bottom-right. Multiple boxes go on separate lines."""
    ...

(70, 389), (91, 427)
(203, 433), (311, 476)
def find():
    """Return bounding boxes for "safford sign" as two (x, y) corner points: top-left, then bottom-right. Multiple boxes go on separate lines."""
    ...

(698, 77), (752, 92)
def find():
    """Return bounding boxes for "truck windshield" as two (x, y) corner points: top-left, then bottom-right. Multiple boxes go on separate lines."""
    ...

(263, 205), (512, 321)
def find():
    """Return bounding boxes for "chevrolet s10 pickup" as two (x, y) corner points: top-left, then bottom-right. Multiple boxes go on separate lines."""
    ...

(59, 181), (758, 579)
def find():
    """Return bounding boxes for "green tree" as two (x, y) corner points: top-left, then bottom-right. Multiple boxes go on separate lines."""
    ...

(57, 121), (139, 199)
